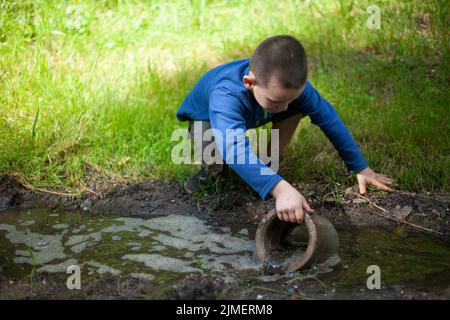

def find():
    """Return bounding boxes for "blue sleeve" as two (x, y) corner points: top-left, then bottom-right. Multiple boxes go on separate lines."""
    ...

(208, 89), (283, 200)
(293, 81), (369, 173)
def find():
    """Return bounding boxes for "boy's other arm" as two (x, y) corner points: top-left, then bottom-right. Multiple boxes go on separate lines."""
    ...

(293, 82), (394, 194)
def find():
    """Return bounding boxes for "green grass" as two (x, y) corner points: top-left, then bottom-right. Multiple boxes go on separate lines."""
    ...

(0, 0), (448, 193)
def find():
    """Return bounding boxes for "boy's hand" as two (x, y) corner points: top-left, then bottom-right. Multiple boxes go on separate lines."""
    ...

(356, 167), (394, 195)
(270, 180), (315, 224)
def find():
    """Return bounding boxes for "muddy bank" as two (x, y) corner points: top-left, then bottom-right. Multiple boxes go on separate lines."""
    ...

(1, 173), (448, 237)
(1, 270), (449, 300)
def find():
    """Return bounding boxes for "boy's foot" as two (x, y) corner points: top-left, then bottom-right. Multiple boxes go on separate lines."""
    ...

(184, 165), (230, 195)
(184, 167), (210, 194)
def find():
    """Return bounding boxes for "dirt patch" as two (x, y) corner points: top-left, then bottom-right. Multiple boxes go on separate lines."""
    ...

(1, 267), (448, 300)
(2, 173), (448, 238)
(0, 174), (193, 217)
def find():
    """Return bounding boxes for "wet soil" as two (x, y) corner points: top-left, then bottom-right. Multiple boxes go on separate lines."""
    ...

(0, 173), (449, 300)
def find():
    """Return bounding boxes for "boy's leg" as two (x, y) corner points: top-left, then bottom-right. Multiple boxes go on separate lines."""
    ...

(271, 113), (304, 155)
(185, 120), (224, 194)
(268, 107), (304, 169)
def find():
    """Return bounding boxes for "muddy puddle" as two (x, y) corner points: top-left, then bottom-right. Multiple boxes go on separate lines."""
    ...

(1, 208), (449, 299)
(0, 209), (259, 282)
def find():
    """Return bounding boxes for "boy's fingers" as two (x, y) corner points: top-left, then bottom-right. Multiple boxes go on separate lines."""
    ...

(282, 212), (290, 223)
(303, 199), (315, 213)
(277, 211), (284, 221)
(277, 210), (286, 222)
(377, 174), (394, 184)
(288, 211), (297, 223)
(358, 180), (367, 195)
(370, 178), (394, 192)
(294, 208), (304, 224)
(379, 173), (394, 181)
(378, 177), (393, 185)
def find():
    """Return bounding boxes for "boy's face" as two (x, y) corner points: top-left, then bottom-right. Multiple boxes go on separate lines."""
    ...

(243, 71), (305, 113)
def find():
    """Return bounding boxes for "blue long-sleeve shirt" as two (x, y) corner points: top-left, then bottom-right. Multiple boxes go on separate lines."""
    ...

(176, 58), (368, 200)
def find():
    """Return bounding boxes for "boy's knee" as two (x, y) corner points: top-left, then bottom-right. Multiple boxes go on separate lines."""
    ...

(188, 120), (224, 175)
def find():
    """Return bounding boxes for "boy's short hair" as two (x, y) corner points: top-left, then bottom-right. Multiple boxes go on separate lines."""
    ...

(250, 35), (308, 89)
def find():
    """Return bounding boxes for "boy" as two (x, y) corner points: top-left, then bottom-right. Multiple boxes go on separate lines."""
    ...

(176, 35), (394, 224)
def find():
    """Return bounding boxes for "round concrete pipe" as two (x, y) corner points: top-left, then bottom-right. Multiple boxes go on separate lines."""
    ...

(255, 209), (339, 273)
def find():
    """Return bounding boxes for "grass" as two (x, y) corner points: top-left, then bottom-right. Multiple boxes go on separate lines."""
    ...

(0, 0), (448, 193)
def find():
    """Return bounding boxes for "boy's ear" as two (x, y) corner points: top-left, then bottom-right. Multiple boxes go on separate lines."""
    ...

(243, 74), (256, 89)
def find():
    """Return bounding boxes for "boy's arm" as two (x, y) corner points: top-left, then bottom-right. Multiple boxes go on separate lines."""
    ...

(208, 88), (283, 200)
(292, 81), (394, 193)
(292, 81), (368, 173)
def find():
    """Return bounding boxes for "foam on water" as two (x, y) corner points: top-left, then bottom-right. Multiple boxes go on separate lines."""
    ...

(0, 209), (261, 280)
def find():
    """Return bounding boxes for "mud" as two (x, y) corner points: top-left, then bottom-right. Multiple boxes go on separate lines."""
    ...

(0, 173), (449, 300)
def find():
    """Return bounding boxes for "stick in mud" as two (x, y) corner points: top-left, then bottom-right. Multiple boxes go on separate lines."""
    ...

(356, 193), (443, 236)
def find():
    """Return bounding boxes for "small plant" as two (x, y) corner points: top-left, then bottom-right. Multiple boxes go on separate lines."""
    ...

(25, 247), (38, 288)
(154, 284), (177, 300)
(194, 258), (204, 269)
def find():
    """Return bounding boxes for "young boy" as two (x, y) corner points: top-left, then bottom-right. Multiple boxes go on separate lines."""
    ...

(176, 35), (394, 224)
